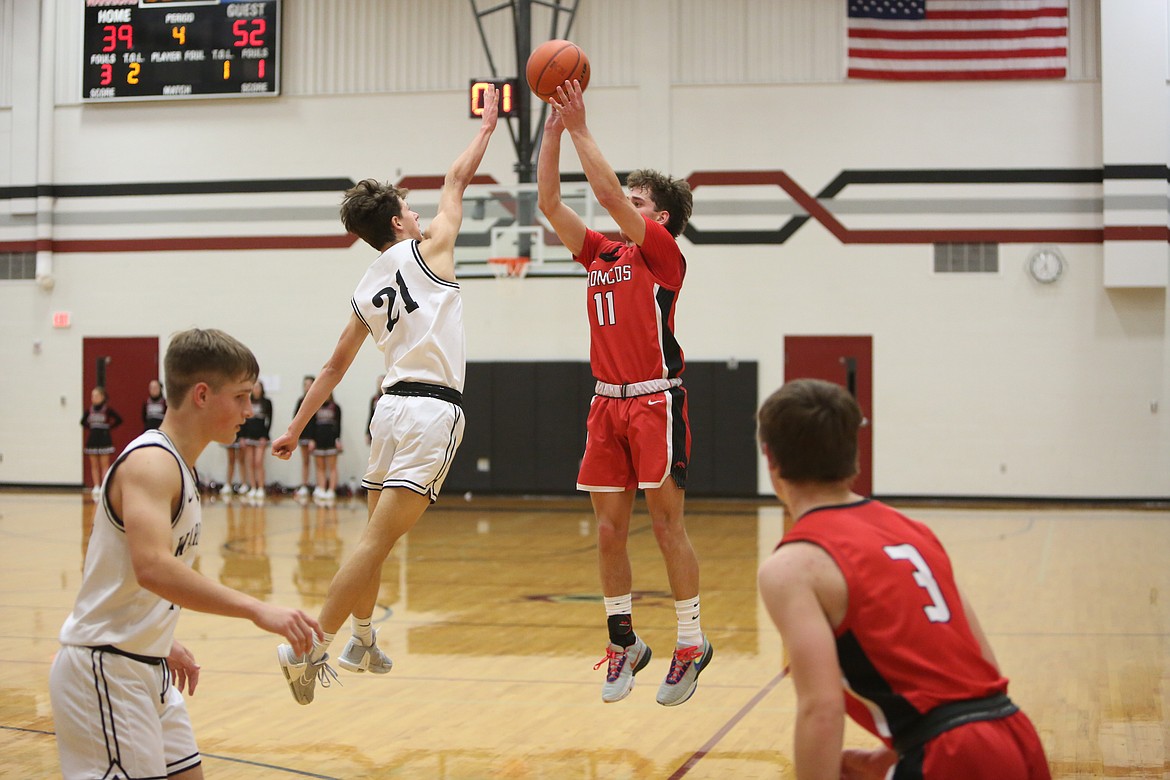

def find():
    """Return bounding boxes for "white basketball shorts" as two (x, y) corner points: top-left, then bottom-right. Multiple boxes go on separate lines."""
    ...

(49, 645), (200, 779)
(364, 394), (464, 501)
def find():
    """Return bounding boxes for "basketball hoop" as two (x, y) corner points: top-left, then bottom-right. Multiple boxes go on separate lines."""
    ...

(487, 256), (530, 279)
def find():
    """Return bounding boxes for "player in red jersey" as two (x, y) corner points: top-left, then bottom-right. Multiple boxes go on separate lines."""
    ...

(756, 379), (1050, 779)
(538, 79), (712, 707)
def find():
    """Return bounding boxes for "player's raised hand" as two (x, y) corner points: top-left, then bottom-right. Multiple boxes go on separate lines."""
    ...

(549, 79), (586, 132)
(544, 102), (565, 135)
(479, 83), (499, 133)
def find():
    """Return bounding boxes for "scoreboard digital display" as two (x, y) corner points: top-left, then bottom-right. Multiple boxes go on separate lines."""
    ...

(469, 79), (518, 119)
(82, 0), (280, 102)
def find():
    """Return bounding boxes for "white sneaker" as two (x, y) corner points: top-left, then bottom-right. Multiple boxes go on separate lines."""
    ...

(235, 484), (249, 495)
(312, 487), (327, 502)
(295, 485), (310, 498)
(219, 483), (233, 496)
(255, 487), (266, 502)
(656, 637), (714, 707)
(596, 637), (652, 703)
(277, 645), (340, 705)
(338, 630), (393, 674)
(323, 489), (335, 501)
(90, 485), (101, 503)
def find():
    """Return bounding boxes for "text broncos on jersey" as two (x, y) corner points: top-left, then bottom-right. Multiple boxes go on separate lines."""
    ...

(589, 265), (632, 287)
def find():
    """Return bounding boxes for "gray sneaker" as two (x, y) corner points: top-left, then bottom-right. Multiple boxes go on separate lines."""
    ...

(656, 637), (714, 707)
(595, 637), (652, 703)
(277, 644), (340, 705)
(338, 629), (393, 674)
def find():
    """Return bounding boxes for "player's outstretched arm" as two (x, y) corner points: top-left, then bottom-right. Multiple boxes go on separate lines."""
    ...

(537, 107), (587, 256)
(273, 313), (366, 460)
(758, 546), (845, 780)
(424, 84), (500, 277)
(118, 449), (321, 655)
(550, 79), (646, 245)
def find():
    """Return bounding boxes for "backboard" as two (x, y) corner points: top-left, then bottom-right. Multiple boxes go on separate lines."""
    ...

(453, 181), (595, 279)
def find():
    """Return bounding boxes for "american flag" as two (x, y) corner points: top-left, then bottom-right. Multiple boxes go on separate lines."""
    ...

(847, 0), (1069, 81)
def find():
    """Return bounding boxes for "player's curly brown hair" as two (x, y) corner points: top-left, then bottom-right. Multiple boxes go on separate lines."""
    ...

(627, 169), (693, 238)
(340, 179), (410, 250)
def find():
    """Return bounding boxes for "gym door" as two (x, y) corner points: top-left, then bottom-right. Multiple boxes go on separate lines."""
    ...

(81, 337), (160, 486)
(784, 336), (873, 497)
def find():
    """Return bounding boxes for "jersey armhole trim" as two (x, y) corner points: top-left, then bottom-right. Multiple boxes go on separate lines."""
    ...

(351, 298), (374, 336)
(412, 240), (459, 289)
(104, 442), (188, 531)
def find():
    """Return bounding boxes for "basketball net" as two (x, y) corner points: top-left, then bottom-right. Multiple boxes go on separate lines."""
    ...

(487, 256), (530, 279)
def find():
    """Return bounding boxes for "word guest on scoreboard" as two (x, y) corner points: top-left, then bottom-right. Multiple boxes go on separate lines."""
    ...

(82, 0), (281, 102)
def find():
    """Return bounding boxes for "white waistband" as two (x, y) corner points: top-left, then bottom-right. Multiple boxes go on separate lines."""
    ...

(594, 377), (682, 398)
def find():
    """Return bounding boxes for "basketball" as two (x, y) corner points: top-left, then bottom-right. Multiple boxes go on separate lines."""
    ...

(526, 39), (590, 102)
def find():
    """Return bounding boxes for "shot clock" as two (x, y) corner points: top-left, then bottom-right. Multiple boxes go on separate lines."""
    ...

(469, 79), (518, 119)
(82, 0), (280, 102)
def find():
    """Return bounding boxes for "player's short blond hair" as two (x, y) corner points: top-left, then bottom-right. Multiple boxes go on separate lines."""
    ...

(164, 328), (259, 409)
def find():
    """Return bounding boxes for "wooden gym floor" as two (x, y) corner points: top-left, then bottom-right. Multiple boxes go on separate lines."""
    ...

(0, 489), (1167, 778)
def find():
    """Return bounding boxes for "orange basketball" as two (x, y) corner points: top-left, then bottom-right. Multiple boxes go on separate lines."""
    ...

(526, 39), (590, 102)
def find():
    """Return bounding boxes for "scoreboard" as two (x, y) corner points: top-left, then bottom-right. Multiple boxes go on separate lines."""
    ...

(82, 0), (280, 102)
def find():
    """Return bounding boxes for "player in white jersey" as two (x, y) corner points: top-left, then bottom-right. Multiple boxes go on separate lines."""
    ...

(270, 86), (500, 704)
(49, 329), (320, 780)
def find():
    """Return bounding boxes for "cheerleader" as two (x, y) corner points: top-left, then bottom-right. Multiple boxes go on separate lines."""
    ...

(142, 379), (167, 430)
(81, 387), (122, 500)
(311, 393), (342, 502)
(238, 380), (273, 501)
(293, 375), (317, 498)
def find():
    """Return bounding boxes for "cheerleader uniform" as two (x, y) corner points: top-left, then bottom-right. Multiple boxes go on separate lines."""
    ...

(142, 394), (167, 430)
(82, 403), (123, 455)
(239, 396), (273, 446)
(312, 400), (342, 456)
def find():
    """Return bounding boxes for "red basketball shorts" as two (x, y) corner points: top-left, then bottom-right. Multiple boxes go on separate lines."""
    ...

(899, 710), (1050, 779)
(576, 386), (690, 492)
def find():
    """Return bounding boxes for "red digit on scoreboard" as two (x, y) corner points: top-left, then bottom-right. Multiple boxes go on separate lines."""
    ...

(233, 19), (266, 47)
(101, 24), (133, 52)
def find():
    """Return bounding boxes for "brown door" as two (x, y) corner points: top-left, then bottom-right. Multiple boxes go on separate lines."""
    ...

(81, 337), (160, 485)
(783, 336), (873, 497)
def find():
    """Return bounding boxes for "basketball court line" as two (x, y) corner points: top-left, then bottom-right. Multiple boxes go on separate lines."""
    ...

(0, 725), (339, 779)
(667, 668), (789, 779)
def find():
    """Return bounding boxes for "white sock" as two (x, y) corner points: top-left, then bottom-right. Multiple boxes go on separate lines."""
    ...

(309, 632), (334, 663)
(352, 616), (374, 644)
(675, 596), (702, 646)
(603, 594), (633, 617)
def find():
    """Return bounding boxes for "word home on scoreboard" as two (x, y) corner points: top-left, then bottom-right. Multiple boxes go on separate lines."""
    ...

(82, 0), (280, 102)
